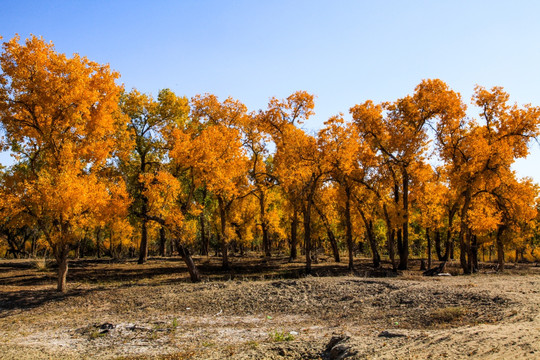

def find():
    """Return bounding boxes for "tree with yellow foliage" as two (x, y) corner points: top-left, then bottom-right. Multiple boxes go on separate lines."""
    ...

(0, 35), (127, 291)
(243, 112), (278, 257)
(261, 91), (331, 272)
(415, 164), (447, 269)
(351, 79), (465, 270)
(119, 88), (189, 264)
(177, 94), (251, 269)
(436, 84), (540, 273)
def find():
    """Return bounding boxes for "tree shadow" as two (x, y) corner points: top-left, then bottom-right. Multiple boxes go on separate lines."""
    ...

(0, 287), (93, 318)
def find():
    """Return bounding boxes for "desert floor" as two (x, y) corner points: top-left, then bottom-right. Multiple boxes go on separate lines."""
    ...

(0, 256), (539, 359)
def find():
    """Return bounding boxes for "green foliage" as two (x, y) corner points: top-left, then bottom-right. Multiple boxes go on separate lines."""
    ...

(269, 330), (295, 342)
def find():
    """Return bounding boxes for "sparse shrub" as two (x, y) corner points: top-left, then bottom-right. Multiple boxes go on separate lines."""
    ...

(89, 329), (107, 339)
(430, 306), (465, 323)
(270, 330), (295, 342)
(33, 258), (49, 271)
(245, 340), (259, 349)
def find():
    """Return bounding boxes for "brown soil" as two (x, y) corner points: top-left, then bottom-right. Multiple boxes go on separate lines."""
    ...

(0, 256), (539, 359)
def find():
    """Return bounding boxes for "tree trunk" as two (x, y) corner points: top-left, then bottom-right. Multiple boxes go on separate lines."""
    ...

(31, 235), (37, 257)
(344, 187), (353, 270)
(159, 226), (166, 257)
(289, 208), (298, 261)
(366, 220), (381, 268)
(95, 228), (101, 259)
(496, 225), (506, 271)
(471, 234), (479, 272)
(169, 234), (175, 256)
(442, 205), (457, 262)
(56, 245), (69, 292)
(314, 201), (340, 263)
(459, 190), (472, 274)
(199, 214), (208, 256)
(383, 205), (396, 270)
(396, 228), (403, 262)
(398, 170), (409, 270)
(426, 227), (432, 269)
(218, 196), (230, 269)
(327, 230), (340, 263)
(178, 244), (201, 282)
(389, 229), (397, 270)
(357, 204), (379, 268)
(259, 192), (271, 258)
(444, 231), (451, 261)
(435, 229), (443, 261)
(459, 229), (471, 274)
(138, 154), (150, 264)
(114, 232), (121, 259)
(304, 202), (312, 274)
(221, 233), (229, 269)
(138, 218), (148, 264)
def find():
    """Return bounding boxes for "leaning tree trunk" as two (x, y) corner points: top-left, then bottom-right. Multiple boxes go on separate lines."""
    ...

(358, 207), (380, 269)
(178, 244), (201, 282)
(314, 202), (340, 263)
(327, 230), (340, 263)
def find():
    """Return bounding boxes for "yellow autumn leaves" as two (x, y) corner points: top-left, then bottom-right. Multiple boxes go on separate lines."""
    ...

(1, 35), (540, 292)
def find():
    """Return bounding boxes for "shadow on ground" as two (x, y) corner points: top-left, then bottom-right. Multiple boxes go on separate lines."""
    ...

(0, 287), (94, 318)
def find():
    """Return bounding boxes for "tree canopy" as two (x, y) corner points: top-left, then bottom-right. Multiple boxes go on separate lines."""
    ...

(1, 36), (539, 291)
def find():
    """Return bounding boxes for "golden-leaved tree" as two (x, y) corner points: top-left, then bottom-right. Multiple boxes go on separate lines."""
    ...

(119, 88), (189, 264)
(261, 91), (332, 272)
(351, 79), (465, 270)
(175, 94), (251, 269)
(436, 85), (540, 273)
(0, 35), (127, 291)
(318, 116), (363, 269)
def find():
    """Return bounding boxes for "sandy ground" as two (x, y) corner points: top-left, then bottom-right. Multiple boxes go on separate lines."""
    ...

(0, 257), (539, 359)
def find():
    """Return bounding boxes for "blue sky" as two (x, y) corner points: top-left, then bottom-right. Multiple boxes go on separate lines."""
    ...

(2, 0), (540, 181)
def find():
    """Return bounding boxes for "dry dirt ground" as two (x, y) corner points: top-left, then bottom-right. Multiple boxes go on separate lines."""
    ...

(0, 256), (539, 359)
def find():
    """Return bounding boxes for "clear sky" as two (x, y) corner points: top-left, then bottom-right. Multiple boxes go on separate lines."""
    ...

(1, 0), (540, 181)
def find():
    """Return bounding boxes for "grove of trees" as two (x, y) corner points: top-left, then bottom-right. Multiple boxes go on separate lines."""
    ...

(2, 36), (540, 292)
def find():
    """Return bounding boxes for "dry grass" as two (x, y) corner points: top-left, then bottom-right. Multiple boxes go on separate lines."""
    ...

(430, 306), (466, 324)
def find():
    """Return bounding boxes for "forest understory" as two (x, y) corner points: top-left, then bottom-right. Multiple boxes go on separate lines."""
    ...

(0, 256), (539, 359)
